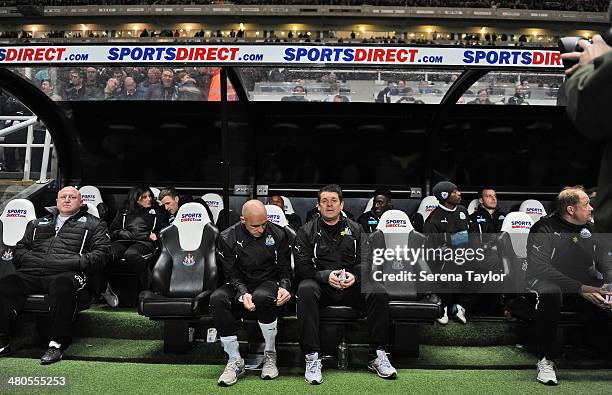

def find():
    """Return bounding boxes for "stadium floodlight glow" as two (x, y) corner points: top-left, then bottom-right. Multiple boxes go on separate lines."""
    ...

(186, 25), (192, 31)
(426, 28), (432, 34)
(292, 26), (298, 31)
(359, 26), (366, 34)
(239, 23), (244, 30)
(480, 27), (486, 33)
(81, 24), (87, 32)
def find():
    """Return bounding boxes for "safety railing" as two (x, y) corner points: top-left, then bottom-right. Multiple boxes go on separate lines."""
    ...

(0, 115), (55, 183)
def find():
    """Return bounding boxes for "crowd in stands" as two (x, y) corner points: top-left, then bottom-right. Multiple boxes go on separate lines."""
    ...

(0, 0), (610, 12)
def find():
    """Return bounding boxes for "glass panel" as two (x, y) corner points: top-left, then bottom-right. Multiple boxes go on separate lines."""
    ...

(458, 71), (565, 106)
(239, 67), (463, 104)
(9, 66), (237, 102)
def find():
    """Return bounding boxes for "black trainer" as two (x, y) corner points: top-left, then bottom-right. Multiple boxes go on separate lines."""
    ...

(40, 347), (62, 365)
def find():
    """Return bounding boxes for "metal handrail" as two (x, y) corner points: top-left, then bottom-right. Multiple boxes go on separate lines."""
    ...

(0, 115), (55, 182)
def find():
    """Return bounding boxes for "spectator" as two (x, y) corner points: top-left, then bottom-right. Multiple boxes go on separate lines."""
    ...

(120, 76), (142, 100)
(41, 79), (62, 101)
(0, 186), (110, 364)
(507, 85), (526, 105)
(468, 89), (493, 104)
(137, 67), (161, 98)
(177, 71), (202, 101)
(146, 68), (178, 101)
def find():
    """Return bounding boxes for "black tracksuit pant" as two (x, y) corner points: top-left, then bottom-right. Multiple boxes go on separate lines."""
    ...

(297, 278), (389, 355)
(108, 241), (155, 290)
(531, 279), (612, 358)
(0, 271), (86, 344)
(210, 281), (279, 337)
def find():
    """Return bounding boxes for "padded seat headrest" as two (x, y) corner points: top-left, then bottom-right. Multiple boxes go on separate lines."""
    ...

(376, 209), (414, 233)
(149, 187), (160, 200)
(1, 198), (36, 246)
(500, 212), (533, 258)
(85, 202), (100, 218)
(281, 195), (295, 215)
(416, 196), (439, 221)
(202, 193), (224, 223)
(78, 185), (103, 206)
(467, 198), (479, 215)
(364, 197), (373, 213)
(265, 205), (289, 227)
(172, 202), (211, 251)
(519, 199), (546, 223)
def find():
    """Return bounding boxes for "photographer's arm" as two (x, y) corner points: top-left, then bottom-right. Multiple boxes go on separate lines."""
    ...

(565, 35), (612, 140)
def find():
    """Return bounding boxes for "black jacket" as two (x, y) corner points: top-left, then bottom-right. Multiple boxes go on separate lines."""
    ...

(526, 214), (612, 293)
(469, 206), (505, 248)
(110, 206), (166, 244)
(14, 205), (111, 275)
(357, 210), (380, 233)
(286, 212), (302, 232)
(294, 216), (365, 284)
(423, 205), (471, 249)
(217, 222), (292, 297)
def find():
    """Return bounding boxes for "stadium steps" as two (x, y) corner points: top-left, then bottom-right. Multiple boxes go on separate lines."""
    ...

(7, 305), (612, 369)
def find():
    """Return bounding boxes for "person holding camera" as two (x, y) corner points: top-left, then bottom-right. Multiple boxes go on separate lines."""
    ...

(526, 186), (612, 386)
(562, 4), (612, 234)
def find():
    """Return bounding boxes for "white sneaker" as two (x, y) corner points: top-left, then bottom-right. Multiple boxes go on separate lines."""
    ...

(218, 358), (246, 387)
(304, 352), (323, 385)
(367, 349), (397, 379)
(101, 284), (119, 307)
(437, 306), (449, 325)
(261, 351), (279, 380)
(455, 304), (467, 324)
(536, 357), (558, 385)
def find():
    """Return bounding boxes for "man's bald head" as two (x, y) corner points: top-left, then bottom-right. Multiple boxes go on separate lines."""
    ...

(557, 185), (593, 225)
(56, 186), (82, 216)
(241, 200), (268, 237)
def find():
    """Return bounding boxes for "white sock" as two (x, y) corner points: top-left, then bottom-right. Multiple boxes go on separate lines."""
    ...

(49, 341), (61, 349)
(259, 320), (277, 353)
(220, 336), (240, 360)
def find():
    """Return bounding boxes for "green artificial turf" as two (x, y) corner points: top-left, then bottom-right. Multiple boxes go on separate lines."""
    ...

(0, 358), (610, 395)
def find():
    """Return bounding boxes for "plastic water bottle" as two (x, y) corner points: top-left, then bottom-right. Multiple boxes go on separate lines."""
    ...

(338, 340), (348, 370)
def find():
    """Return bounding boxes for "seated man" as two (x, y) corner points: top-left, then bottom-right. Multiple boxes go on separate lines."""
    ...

(0, 187), (110, 364)
(526, 186), (612, 386)
(294, 184), (396, 385)
(423, 181), (471, 325)
(357, 189), (393, 233)
(268, 195), (302, 231)
(210, 200), (292, 386)
(158, 187), (214, 224)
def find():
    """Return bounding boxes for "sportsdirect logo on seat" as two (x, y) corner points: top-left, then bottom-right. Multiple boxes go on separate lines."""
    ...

(525, 207), (543, 215)
(180, 213), (202, 222)
(205, 201), (219, 208)
(426, 205), (436, 212)
(384, 219), (407, 228)
(267, 214), (281, 223)
(81, 194), (96, 202)
(511, 220), (532, 229)
(5, 209), (27, 218)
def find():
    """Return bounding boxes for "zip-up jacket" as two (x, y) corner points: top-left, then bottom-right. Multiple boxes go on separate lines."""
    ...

(423, 204), (471, 249)
(357, 210), (380, 233)
(110, 206), (166, 244)
(13, 205), (111, 275)
(469, 206), (505, 248)
(217, 221), (292, 297)
(294, 216), (365, 284)
(526, 214), (612, 293)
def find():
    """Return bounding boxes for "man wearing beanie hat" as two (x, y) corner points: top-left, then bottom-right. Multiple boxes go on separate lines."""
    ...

(423, 181), (471, 325)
